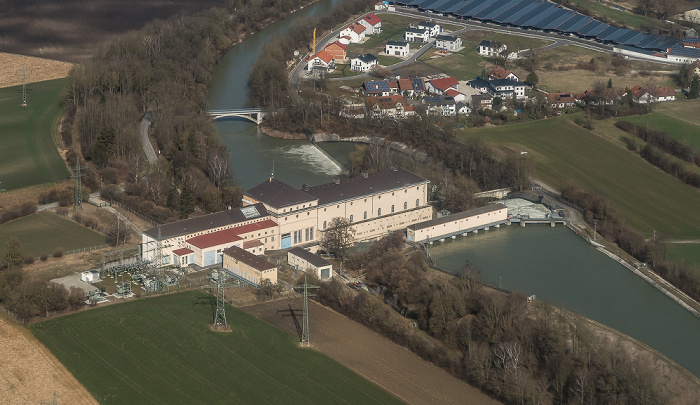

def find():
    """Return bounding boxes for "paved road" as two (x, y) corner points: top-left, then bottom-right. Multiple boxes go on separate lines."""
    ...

(139, 104), (158, 168)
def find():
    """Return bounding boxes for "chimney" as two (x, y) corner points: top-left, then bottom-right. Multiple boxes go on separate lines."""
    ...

(333, 178), (341, 185)
(361, 172), (368, 178)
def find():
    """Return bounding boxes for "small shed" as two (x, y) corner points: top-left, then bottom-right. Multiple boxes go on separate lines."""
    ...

(288, 247), (333, 280)
(81, 270), (100, 283)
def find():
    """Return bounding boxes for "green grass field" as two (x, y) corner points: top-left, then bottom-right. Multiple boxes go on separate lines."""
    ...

(665, 244), (700, 265)
(346, 13), (418, 57)
(458, 117), (700, 240)
(0, 212), (107, 258)
(619, 103), (700, 150)
(567, 0), (661, 31)
(29, 291), (402, 405)
(423, 47), (484, 81)
(0, 79), (69, 190)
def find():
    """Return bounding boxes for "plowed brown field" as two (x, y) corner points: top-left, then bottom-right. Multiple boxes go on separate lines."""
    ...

(242, 298), (500, 405)
(0, 53), (72, 88)
(0, 313), (97, 405)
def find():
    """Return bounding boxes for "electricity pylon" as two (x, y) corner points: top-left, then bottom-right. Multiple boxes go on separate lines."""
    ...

(17, 67), (31, 107)
(72, 159), (87, 210)
(293, 274), (319, 346)
(204, 269), (238, 330)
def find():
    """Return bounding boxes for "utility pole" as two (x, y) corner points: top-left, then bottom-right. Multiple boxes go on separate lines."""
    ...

(293, 274), (320, 346)
(204, 269), (238, 330)
(17, 67), (31, 107)
(72, 159), (87, 210)
(593, 220), (597, 242)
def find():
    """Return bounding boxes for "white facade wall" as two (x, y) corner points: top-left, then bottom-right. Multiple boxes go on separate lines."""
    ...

(407, 206), (508, 243)
(287, 253), (333, 280)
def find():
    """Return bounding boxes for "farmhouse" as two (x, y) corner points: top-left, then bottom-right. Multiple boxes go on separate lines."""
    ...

(324, 41), (348, 63)
(287, 247), (333, 280)
(306, 50), (335, 73)
(435, 35), (462, 51)
(478, 40), (507, 57)
(407, 204), (508, 243)
(426, 76), (459, 95)
(222, 246), (278, 285)
(351, 54), (379, 72)
(444, 89), (466, 102)
(405, 27), (429, 43)
(358, 13), (382, 34)
(546, 92), (577, 109)
(417, 21), (442, 37)
(365, 95), (414, 118)
(488, 66), (519, 81)
(339, 23), (366, 43)
(651, 87), (676, 102)
(386, 40), (410, 56)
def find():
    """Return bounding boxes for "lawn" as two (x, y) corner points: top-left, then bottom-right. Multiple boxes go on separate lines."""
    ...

(0, 78), (69, 190)
(347, 13), (419, 57)
(457, 117), (700, 240)
(619, 112), (700, 151)
(424, 47), (484, 81)
(460, 30), (551, 53)
(0, 212), (108, 258)
(30, 291), (402, 405)
(665, 244), (700, 266)
(567, 0), (662, 31)
(325, 64), (362, 79)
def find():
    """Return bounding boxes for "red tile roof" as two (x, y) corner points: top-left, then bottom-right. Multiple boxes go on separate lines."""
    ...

(444, 89), (463, 98)
(429, 77), (459, 91)
(397, 78), (413, 91)
(365, 95), (406, 110)
(488, 66), (515, 80)
(186, 219), (277, 249)
(243, 240), (264, 249)
(173, 248), (193, 256)
(652, 87), (675, 97)
(347, 23), (366, 34)
(546, 92), (577, 104)
(307, 50), (334, 63)
(363, 13), (382, 26)
(326, 41), (347, 51)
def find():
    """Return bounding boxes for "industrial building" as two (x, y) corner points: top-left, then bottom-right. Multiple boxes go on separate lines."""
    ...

(407, 204), (508, 243)
(287, 247), (333, 280)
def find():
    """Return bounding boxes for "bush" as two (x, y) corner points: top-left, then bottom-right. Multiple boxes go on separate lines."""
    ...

(40, 253), (48, 261)
(24, 256), (35, 265)
(53, 248), (64, 258)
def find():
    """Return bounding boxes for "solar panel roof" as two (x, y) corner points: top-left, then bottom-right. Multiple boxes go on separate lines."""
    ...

(481, 0), (525, 21)
(512, 3), (554, 26)
(541, 10), (576, 30)
(444, 0), (477, 13)
(457, 0), (497, 17)
(578, 21), (604, 36)
(426, 0), (453, 10)
(621, 32), (647, 46)
(607, 29), (634, 43)
(498, 2), (541, 24)
(473, 0), (512, 19)
(526, 6), (567, 29)
(435, 0), (464, 13)
(669, 46), (700, 57)
(596, 26), (622, 41)
(633, 35), (660, 49)
(562, 15), (592, 33)
(417, 0), (443, 9)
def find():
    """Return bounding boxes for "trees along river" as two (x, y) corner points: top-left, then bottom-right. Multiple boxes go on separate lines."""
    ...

(207, 0), (700, 377)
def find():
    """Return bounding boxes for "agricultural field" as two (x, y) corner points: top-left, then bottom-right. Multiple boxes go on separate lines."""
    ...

(29, 291), (402, 405)
(665, 244), (700, 265)
(0, 53), (73, 88)
(619, 101), (700, 150)
(0, 212), (108, 259)
(0, 78), (69, 190)
(458, 117), (700, 240)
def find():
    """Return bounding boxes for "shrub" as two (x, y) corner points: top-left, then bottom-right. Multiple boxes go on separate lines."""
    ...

(53, 248), (64, 258)
(40, 253), (49, 261)
(24, 256), (35, 265)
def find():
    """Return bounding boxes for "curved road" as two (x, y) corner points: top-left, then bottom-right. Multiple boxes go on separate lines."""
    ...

(140, 105), (158, 168)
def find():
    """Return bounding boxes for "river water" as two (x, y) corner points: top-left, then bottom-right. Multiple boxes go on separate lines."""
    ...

(207, 2), (700, 377)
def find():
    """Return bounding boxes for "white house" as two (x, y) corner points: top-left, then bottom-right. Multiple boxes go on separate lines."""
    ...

(358, 13), (382, 35)
(417, 21), (442, 37)
(422, 96), (456, 116)
(651, 87), (676, 102)
(339, 23), (367, 44)
(351, 54), (379, 72)
(488, 66), (519, 81)
(478, 40), (507, 57)
(385, 40), (410, 56)
(455, 102), (471, 115)
(444, 89), (466, 102)
(405, 28), (430, 43)
(488, 79), (526, 99)
(81, 270), (100, 283)
(306, 50), (335, 74)
(288, 247), (333, 280)
(435, 35), (462, 51)
(426, 76), (459, 95)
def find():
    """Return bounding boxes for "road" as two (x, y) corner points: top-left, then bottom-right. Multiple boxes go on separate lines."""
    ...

(139, 104), (158, 168)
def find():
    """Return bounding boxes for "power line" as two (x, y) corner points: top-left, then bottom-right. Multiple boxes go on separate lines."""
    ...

(17, 67), (31, 107)
(71, 158), (87, 211)
(293, 274), (319, 346)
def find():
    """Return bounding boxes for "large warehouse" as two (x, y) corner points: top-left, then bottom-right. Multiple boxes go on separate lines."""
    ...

(142, 167), (433, 271)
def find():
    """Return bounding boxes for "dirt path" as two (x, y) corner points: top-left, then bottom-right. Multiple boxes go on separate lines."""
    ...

(242, 298), (500, 405)
(0, 313), (97, 405)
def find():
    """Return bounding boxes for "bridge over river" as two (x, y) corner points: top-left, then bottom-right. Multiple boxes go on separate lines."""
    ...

(208, 108), (266, 124)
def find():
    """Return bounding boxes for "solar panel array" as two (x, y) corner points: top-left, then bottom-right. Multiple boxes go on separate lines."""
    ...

(393, 0), (681, 52)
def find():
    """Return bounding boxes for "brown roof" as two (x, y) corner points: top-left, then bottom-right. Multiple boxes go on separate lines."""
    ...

(173, 248), (193, 256)
(365, 95), (406, 110)
(186, 219), (277, 249)
(245, 178), (317, 209)
(488, 66), (515, 80)
(288, 247), (331, 268)
(326, 41), (347, 51)
(144, 203), (269, 239)
(243, 240), (264, 249)
(429, 77), (459, 91)
(307, 50), (333, 63)
(397, 78), (413, 91)
(546, 92), (576, 104)
(651, 87), (675, 97)
(408, 204), (506, 231)
(222, 246), (276, 271)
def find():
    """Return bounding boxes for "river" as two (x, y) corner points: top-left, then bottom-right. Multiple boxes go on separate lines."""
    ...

(206, 1), (700, 378)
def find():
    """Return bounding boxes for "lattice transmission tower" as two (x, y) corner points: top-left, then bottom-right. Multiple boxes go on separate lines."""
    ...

(17, 67), (31, 107)
(204, 269), (238, 330)
(72, 159), (87, 210)
(293, 274), (319, 346)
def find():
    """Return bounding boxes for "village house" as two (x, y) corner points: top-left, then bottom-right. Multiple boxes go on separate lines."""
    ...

(478, 40), (507, 57)
(422, 96), (456, 116)
(366, 95), (414, 118)
(386, 40), (410, 56)
(455, 102), (471, 115)
(435, 35), (462, 51)
(358, 13), (382, 34)
(546, 92), (577, 109)
(351, 53), (379, 72)
(471, 94), (493, 110)
(363, 80), (391, 96)
(306, 50), (335, 74)
(417, 21), (442, 37)
(467, 77), (490, 93)
(444, 89), (466, 102)
(488, 79), (526, 99)
(324, 41), (348, 63)
(650, 87), (676, 102)
(405, 27), (430, 43)
(426, 76), (459, 95)
(488, 66), (519, 81)
(339, 23), (366, 44)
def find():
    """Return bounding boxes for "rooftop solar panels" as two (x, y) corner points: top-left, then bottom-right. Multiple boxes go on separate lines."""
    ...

(541, 10), (577, 30)
(596, 26), (622, 41)
(444, 0), (477, 13)
(434, 0), (464, 13)
(426, 0), (453, 10)
(562, 15), (593, 33)
(668, 46), (700, 57)
(512, 3), (554, 26)
(621, 32), (647, 46)
(612, 30), (638, 44)
(481, 0), (525, 21)
(456, 0), (497, 17)
(498, 2), (542, 24)
(526, 6), (566, 29)
(577, 21), (605, 36)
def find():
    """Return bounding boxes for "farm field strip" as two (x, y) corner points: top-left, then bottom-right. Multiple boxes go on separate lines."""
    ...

(619, 107), (700, 150)
(0, 212), (108, 258)
(30, 291), (403, 405)
(458, 117), (700, 240)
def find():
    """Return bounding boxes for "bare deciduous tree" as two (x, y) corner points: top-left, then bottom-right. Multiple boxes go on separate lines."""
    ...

(207, 148), (230, 189)
(321, 217), (356, 263)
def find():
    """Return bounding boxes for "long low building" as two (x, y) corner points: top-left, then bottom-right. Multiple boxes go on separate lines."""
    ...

(407, 204), (508, 243)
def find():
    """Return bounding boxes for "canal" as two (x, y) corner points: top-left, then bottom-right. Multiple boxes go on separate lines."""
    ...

(206, 1), (700, 377)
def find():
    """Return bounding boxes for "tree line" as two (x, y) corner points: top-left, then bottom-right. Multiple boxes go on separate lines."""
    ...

(317, 233), (667, 404)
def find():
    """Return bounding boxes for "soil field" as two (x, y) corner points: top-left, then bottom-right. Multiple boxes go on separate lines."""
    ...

(0, 313), (97, 405)
(458, 116), (700, 240)
(242, 298), (500, 405)
(0, 78), (69, 190)
(0, 53), (73, 88)
(30, 291), (402, 405)
(0, 0), (227, 63)
(0, 212), (108, 259)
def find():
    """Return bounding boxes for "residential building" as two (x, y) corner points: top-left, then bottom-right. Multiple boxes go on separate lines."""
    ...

(488, 66), (519, 81)
(546, 92), (577, 109)
(405, 27), (429, 43)
(467, 77), (490, 93)
(417, 21), (442, 37)
(339, 23), (366, 43)
(650, 87), (676, 102)
(471, 94), (493, 110)
(363, 80), (391, 96)
(455, 102), (471, 115)
(488, 79), (526, 99)
(478, 40), (507, 57)
(435, 35), (462, 51)
(351, 54), (379, 72)
(324, 41), (348, 63)
(426, 76), (459, 95)
(365, 95), (414, 118)
(358, 13), (382, 34)
(422, 96), (456, 116)
(444, 89), (466, 102)
(306, 50), (335, 73)
(222, 246), (277, 285)
(287, 247), (333, 280)
(386, 40), (410, 56)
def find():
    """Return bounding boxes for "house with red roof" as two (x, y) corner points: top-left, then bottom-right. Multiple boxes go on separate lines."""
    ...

(444, 89), (466, 102)
(339, 23), (366, 44)
(488, 66), (519, 81)
(365, 95), (414, 118)
(324, 41), (348, 63)
(306, 50), (335, 73)
(426, 76), (459, 95)
(650, 87), (676, 102)
(546, 92), (577, 109)
(184, 219), (278, 266)
(358, 13), (382, 35)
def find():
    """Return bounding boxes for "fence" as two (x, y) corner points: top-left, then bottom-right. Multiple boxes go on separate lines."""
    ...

(110, 200), (160, 227)
(32, 243), (112, 261)
(0, 306), (25, 325)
